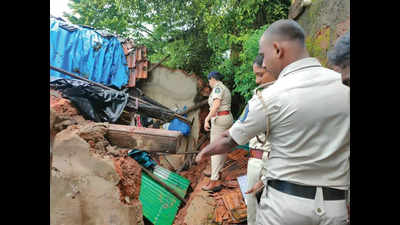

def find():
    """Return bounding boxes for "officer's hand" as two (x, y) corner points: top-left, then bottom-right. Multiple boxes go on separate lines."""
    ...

(245, 180), (264, 194)
(195, 151), (206, 163)
(204, 119), (211, 131)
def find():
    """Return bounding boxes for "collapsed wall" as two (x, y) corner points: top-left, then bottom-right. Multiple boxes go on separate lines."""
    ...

(140, 65), (209, 170)
(50, 89), (250, 225)
(50, 92), (144, 225)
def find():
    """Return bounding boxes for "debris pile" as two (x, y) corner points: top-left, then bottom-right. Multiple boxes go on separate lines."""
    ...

(51, 16), (220, 225)
(113, 154), (143, 204)
(76, 123), (111, 156)
(50, 94), (145, 225)
(174, 149), (249, 225)
(50, 89), (88, 131)
(212, 188), (247, 223)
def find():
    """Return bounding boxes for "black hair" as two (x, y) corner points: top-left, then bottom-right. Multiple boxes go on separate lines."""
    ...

(327, 31), (350, 69)
(207, 71), (224, 80)
(263, 19), (306, 46)
(253, 55), (264, 67)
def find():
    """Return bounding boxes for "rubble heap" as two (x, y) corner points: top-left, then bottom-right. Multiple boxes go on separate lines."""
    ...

(50, 90), (145, 225)
(51, 88), (250, 225)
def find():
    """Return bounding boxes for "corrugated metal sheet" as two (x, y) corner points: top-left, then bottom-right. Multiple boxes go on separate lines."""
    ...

(139, 165), (190, 225)
(153, 165), (190, 199)
(50, 17), (129, 89)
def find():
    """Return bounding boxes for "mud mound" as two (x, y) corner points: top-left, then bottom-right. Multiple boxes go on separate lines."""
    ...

(50, 93), (78, 116)
(76, 122), (111, 156)
(50, 89), (88, 131)
(113, 155), (142, 205)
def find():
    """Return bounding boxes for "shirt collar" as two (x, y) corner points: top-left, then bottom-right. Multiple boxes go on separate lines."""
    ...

(215, 80), (223, 86)
(253, 81), (276, 95)
(278, 57), (322, 79)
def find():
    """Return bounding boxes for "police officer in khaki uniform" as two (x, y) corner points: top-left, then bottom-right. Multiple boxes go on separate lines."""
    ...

(202, 71), (234, 192)
(196, 19), (350, 225)
(244, 55), (275, 225)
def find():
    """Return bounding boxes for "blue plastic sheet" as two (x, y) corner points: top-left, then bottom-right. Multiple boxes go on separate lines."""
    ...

(50, 17), (129, 89)
(168, 106), (191, 136)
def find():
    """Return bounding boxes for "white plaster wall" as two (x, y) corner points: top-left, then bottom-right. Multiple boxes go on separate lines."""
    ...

(141, 66), (202, 169)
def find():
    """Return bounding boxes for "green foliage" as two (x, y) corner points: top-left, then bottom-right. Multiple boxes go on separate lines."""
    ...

(64, 0), (290, 113)
(234, 25), (269, 101)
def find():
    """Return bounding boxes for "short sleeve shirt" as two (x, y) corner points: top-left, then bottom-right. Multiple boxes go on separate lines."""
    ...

(208, 81), (231, 112)
(229, 57), (350, 189)
(248, 82), (274, 152)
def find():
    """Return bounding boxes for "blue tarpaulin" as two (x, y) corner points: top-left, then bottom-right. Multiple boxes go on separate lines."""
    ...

(50, 17), (129, 89)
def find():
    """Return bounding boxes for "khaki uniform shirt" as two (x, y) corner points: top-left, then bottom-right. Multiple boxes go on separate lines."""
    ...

(229, 57), (350, 189)
(248, 82), (274, 152)
(249, 133), (271, 151)
(208, 80), (231, 112)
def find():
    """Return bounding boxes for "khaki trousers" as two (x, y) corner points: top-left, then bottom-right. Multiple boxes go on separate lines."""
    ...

(246, 152), (269, 225)
(256, 184), (348, 225)
(210, 114), (233, 181)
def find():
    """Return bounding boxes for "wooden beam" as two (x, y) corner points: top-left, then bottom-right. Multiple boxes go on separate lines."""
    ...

(105, 124), (183, 153)
(148, 54), (170, 73)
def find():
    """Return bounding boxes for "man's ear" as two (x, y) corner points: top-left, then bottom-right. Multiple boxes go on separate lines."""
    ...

(273, 42), (284, 59)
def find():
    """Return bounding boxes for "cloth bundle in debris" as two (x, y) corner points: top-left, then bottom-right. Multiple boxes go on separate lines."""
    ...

(50, 77), (129, 123)
(128, 149), (157, 171)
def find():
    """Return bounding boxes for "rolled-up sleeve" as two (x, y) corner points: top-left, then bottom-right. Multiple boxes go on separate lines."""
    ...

(229, 96), (268, 145)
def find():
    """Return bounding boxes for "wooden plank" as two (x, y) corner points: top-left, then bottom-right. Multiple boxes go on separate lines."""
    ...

(148, 54), (170, 73)
(105, 124), (183, 153)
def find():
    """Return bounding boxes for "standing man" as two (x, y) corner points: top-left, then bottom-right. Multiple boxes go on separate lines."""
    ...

(328, 30), (350, 222)
(202, 71), (234, 192)
(196, 19), (350, 225)
(245, 55), (276, 225)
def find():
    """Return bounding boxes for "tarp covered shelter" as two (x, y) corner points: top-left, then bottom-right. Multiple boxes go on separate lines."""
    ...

(50, 16), (129, 89)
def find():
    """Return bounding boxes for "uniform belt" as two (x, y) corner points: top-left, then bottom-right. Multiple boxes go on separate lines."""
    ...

(267, 180), (346, 201)
(217, 110), (230, 116)
(249, 149), (264, 159)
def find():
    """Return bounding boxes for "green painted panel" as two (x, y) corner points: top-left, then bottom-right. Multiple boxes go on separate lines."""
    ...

(139, 166), (190, 225)
(153, 165), (190, 198)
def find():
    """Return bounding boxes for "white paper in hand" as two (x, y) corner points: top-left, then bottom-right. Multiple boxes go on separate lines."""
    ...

(237, 175), (248, 205)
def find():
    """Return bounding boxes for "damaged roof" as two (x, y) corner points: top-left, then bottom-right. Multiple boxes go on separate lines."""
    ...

(50, 16), (130, 89)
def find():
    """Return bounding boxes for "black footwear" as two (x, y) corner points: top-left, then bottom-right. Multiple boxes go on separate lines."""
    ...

(201, 180), (223, 192)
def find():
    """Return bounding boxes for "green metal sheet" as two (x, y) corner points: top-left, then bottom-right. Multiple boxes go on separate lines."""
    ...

(153, 165), (190, 199)
(139, 166), (190, 225)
